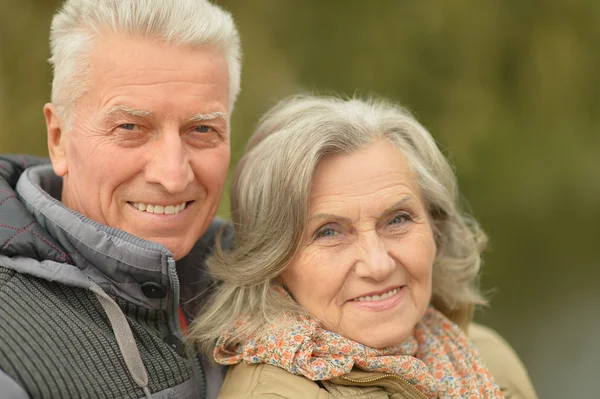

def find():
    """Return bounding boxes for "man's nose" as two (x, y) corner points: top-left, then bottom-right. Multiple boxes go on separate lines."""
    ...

(144, 132), (193, 194)
(354, 232), (396, 281)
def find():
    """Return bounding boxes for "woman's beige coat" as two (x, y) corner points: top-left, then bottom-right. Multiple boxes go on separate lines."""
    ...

(216, 306), (538, 399)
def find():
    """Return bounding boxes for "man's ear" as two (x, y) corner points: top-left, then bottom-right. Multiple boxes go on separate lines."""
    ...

(44, 103), (68, 177)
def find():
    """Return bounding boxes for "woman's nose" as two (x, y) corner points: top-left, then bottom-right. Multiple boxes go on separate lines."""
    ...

(354, 233), (396, 281)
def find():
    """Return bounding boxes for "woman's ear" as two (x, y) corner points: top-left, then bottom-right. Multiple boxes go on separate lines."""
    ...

(44, 103), (68, 177)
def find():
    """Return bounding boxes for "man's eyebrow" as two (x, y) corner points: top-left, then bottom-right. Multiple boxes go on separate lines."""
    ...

(105, 106), (153, 118)
(188, 112), (228, 122)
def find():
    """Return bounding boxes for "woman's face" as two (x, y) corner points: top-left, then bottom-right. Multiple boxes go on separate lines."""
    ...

(280, 139), (436, 348)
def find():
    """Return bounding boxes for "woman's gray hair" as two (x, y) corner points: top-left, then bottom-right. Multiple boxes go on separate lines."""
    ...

(189, 95), (488, 349)
(49, 0), (241, 126)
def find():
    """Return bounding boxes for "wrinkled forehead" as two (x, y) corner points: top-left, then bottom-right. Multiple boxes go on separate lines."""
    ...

(308, 140), (423, 209)
(72, 33), (230, 120)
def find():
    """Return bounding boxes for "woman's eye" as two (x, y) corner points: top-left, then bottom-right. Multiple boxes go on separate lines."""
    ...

(119, 123), (136, 131)
(315, 226), (338, 239)
(389, 213), (410, 225)
(195, 125), (211, 133)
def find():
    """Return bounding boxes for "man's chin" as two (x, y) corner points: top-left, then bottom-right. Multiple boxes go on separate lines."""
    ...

(158, 239), (194, 260)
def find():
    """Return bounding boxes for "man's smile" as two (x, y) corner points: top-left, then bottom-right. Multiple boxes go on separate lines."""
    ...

(128, 201), (192, 215)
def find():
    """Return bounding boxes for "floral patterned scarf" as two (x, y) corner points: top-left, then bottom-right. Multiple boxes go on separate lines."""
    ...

(214, 303), (503, 399)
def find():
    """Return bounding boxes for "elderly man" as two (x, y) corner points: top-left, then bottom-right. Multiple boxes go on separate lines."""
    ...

(0, 0), (239, 398)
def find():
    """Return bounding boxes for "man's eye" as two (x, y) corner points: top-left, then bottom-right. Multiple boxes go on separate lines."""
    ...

(195, 125), (210, 133)
(119, 123), (136, 131)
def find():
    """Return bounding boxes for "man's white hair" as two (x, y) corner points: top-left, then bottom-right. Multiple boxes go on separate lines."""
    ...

(49, 0), (241, 126)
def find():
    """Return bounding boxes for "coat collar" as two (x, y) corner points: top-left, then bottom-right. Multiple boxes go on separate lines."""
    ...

(15, 164), (173, 309)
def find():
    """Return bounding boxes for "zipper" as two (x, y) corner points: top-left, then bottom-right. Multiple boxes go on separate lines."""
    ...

(338, 374), (429, 399)
(193, 354), (206, 399)
(167, 257), (206, 399)
(167, 257), (181, 335)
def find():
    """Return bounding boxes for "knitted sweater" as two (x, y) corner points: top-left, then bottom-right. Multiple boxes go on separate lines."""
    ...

(0, 155), (231, 399)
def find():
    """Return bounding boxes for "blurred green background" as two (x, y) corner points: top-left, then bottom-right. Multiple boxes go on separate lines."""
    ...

(1, 1), (598, 397)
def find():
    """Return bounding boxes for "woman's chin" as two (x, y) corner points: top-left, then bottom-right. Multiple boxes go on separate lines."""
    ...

(346, 326), (415, 349)
(336, 300), (425, 348)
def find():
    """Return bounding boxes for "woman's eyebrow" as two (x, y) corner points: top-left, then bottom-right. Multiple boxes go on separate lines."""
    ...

(308, 213), (352, 225)
(381, 196), (416, 215)
(309, 197), (416, 223)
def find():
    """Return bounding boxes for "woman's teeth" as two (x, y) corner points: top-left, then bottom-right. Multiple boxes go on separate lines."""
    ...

(132, 202), (187, 215)
(353, 287), (400, 302)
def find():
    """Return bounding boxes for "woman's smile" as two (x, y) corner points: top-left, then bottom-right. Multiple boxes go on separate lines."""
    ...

(349, 286), (407, 311)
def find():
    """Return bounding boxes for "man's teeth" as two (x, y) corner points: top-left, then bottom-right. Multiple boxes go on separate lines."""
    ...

(132, 202), (187, 215)
(353, 287), (400, 302)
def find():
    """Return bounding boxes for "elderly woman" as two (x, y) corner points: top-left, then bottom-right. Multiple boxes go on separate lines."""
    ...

(190, 95), (533, 398)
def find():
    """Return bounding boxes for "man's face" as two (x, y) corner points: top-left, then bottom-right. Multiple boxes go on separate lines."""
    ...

(46, 33), (231, 260)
